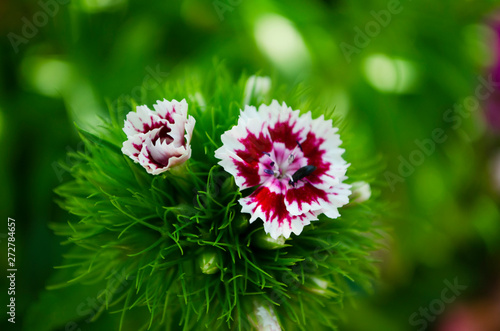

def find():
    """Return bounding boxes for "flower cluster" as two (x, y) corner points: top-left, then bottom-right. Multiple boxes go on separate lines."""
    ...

(122, 97), (353, 240)
(52, 71), (380, 331)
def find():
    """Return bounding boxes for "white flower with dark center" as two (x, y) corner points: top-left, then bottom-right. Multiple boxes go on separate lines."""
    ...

(215, 100), (351, 239)
(122, 99), (195, 175)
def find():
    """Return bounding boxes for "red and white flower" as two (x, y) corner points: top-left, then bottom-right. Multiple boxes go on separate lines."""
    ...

(122, 99), (195, 175)
(215, 100), (350, 239)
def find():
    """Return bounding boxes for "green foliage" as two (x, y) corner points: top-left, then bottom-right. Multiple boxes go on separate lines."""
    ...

(49, 66), (383, 330)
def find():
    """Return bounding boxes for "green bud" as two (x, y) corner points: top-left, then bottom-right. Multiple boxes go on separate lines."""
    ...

(198, 251), (219, 274)
(307, 277), (329, 295)
(252, 230), (287, 250)
(249, 300), (281, 330)
(350, 181), (371, 204)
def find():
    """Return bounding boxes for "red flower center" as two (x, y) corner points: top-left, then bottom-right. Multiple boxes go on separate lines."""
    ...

(154, 126), (174, 145)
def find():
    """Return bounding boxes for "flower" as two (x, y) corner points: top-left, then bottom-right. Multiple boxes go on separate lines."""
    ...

(308, 276), (329, 295)
(122, 99), (195, 175)
(252, 229), (287, 250)
(197, 250), (220, 274)
(215, 100), (350, 239)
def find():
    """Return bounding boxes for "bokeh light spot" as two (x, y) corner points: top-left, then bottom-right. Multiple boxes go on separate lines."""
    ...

(21, 57), (74, 98)
(363, 54), (419, 93)
(254, 14), (310, 74)
(81, 0), (127, 13)
(463, 24), (496, 67)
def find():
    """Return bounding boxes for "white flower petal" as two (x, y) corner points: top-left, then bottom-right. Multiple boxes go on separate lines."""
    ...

(153, 98), (188, 122)
(121, 133), (146, 162)
(123, 105), (165, 136)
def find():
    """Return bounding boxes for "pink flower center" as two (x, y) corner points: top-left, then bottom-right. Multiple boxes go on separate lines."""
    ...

(261, 141), (310, 187)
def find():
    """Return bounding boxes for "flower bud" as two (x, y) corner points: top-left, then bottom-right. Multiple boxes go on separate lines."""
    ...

(307, 277), (329, 295)
(249, 301), (281, 331)
(252, 230), (287, 250)
(350, 181), (371, 204)
(198, 250), (219, 274)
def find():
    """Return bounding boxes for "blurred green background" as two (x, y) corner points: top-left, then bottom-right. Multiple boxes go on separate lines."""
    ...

(2, 0), (500, 330)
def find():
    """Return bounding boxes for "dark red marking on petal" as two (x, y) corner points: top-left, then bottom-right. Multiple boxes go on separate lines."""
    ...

(236, 130), (272, 163)
(268, 117), (303, 150)
(249, 184), (291, 227)
(153, 126), (174, 145)
(132, 143), (142, 152)
(141, 116), (166, 133)
(234, 130), (272, 187)
(234, 159), (261, 187)
(164, 107), (175, 123)
(144, 142), (181, 168)
(285, 182), (330, 211)
(131, 142), (142, 157)
(153, 105), (176, 124)
(143, 146), (166, 168)
(299, 132), (328, 184)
